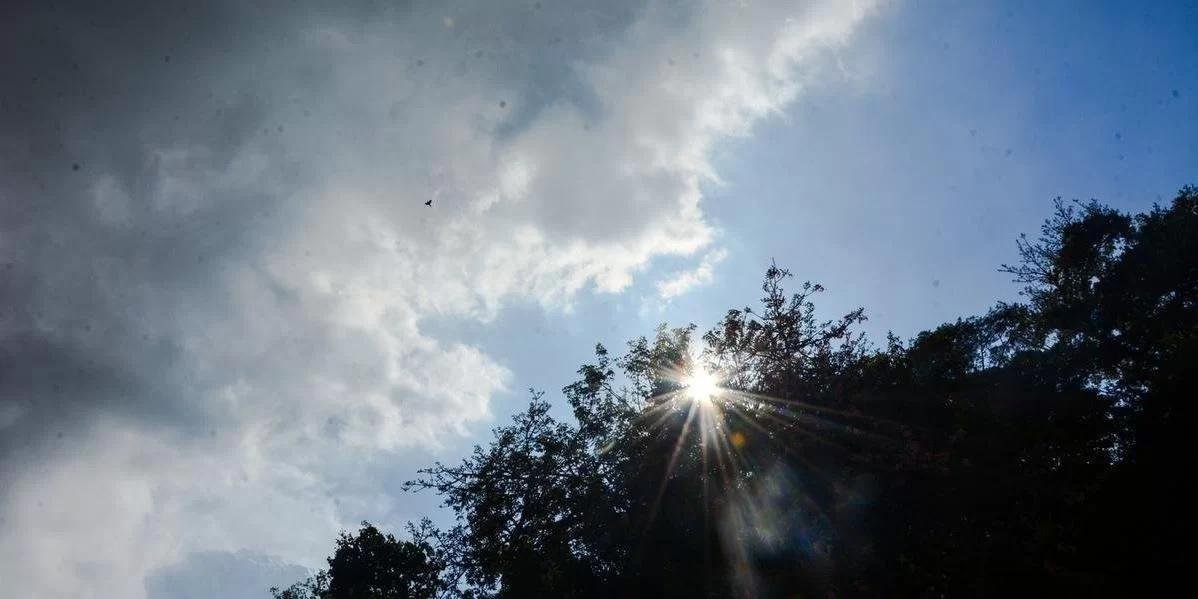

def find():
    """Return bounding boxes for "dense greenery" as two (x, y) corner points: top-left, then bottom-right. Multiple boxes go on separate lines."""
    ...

(274, 188), (1197, 597)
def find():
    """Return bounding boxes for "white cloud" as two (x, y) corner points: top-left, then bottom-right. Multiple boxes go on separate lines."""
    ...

(657, 248), (730, 299)
(0, 1), (882, 596)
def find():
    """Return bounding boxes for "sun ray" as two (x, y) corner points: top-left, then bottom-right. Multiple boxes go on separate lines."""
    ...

(643, 398), (701, 530)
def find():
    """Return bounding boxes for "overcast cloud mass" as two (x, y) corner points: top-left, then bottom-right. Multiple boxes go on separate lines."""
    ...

(0, 1), (882, 596)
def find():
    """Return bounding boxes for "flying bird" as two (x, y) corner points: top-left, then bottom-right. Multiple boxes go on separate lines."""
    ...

(424, 199), (433, 207)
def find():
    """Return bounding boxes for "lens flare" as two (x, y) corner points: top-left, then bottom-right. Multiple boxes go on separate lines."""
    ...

(685, 368), (719, 403)
(633, 350), (906, 597)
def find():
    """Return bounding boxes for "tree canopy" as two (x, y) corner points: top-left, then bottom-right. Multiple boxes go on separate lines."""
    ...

(275, 187), (1197, 597)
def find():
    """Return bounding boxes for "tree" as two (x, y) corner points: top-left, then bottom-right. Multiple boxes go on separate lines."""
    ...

(271, 521), (444, 599)
(1000, 188), (1198, 589)
(278, 186), (1197, 597)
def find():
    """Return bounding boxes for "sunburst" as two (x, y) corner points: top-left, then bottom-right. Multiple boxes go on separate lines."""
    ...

(684, 367), (720, 404)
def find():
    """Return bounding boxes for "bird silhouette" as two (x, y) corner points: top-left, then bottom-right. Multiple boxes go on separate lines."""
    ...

(424, 199), (433, 207)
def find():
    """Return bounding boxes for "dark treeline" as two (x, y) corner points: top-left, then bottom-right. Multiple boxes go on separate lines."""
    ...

(273, 188), (1197, 598)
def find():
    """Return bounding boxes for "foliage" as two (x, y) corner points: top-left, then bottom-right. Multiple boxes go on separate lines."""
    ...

(279, 187), (1197, 597)
(270, 521), (444, 599)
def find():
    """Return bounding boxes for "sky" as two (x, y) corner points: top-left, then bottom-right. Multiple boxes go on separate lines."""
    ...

(1, 1), (1195, 597)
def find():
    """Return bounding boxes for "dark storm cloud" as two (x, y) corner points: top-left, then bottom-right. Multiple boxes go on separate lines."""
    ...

(0, 0), (653, 454)
(2, 0), (282, 443)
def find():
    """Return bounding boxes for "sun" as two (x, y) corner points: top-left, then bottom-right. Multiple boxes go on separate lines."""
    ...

(684, 368), (719, 403)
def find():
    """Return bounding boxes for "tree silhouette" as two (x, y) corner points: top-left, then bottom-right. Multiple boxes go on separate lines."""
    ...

(279, 186), (1197, 597)
(270, 521), (444, 599)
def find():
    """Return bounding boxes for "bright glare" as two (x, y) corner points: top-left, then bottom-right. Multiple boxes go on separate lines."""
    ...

(685, 368), (719, 403)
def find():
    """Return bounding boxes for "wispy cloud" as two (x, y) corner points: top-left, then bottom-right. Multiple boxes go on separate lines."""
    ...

(657, 249), (729, 299)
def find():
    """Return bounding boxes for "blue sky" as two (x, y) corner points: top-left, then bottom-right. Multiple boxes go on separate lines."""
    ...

(2, 1), (1195, 597)
(451, 0), (1197, 439)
